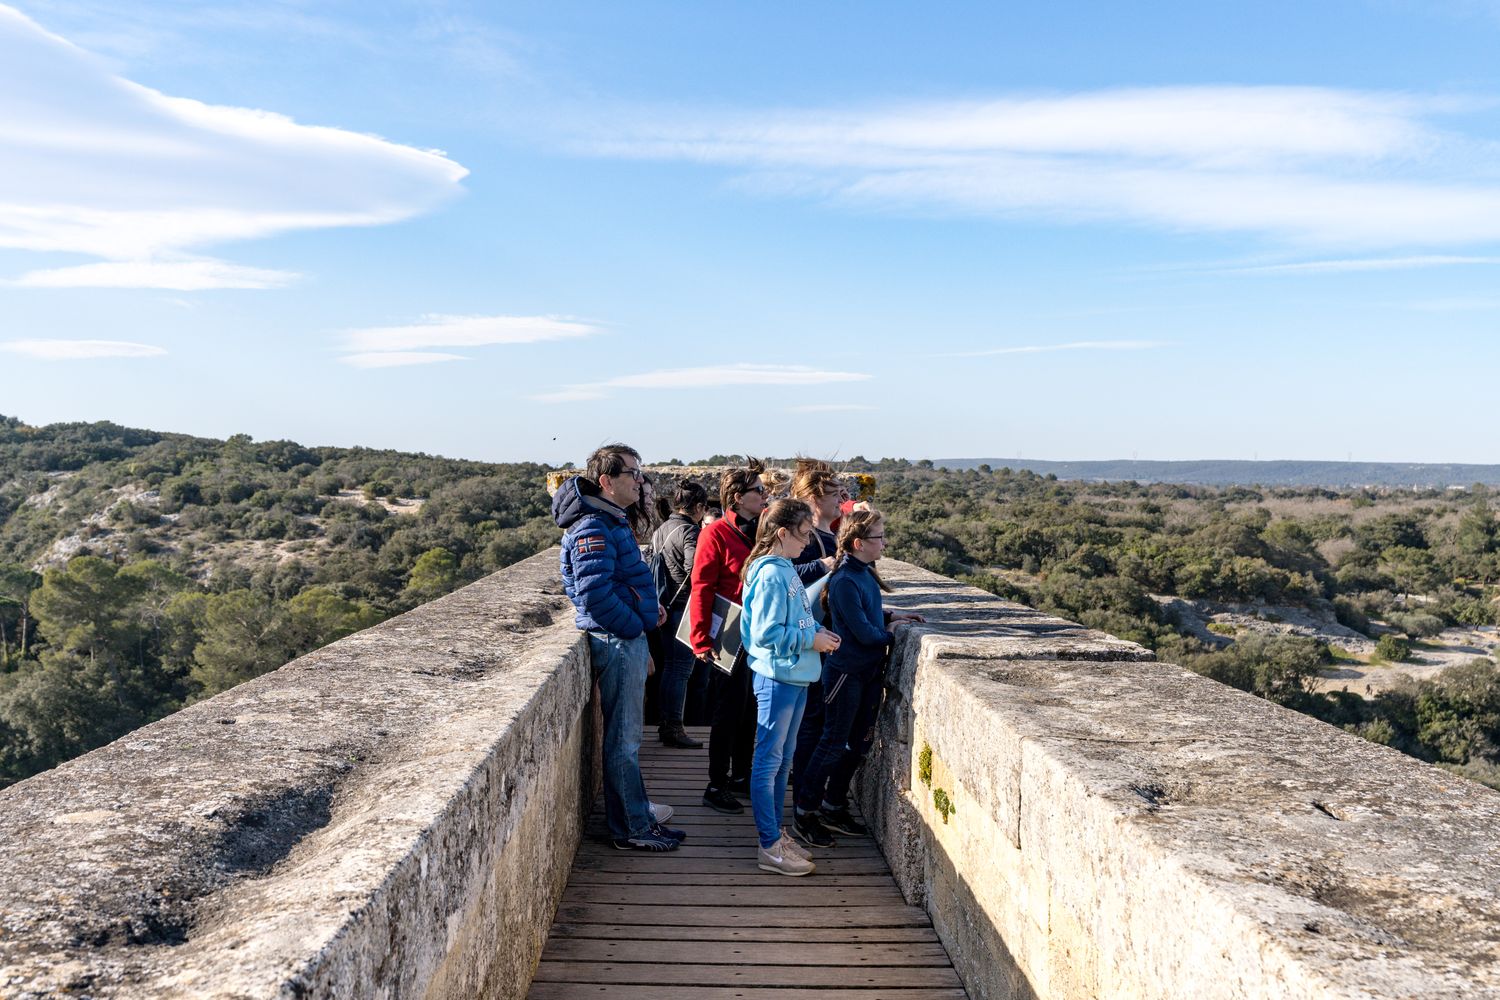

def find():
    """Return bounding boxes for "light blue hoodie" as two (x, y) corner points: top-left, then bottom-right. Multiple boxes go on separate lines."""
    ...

(741, 554), (822, 685)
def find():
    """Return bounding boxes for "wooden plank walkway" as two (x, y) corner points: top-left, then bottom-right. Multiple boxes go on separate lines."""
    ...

(528, 726), (969, 999)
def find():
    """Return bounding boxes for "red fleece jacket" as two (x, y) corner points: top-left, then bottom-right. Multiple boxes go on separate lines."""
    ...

(687, 515), (754, 656)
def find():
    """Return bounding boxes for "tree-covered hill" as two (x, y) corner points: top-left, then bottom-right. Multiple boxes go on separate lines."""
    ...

(0, 415), (561, 786)
(933, 457), (1500, 488)
(6, 418), (1500, 796)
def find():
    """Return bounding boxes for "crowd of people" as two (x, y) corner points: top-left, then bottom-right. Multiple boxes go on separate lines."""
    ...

(552, 444), (924, 876)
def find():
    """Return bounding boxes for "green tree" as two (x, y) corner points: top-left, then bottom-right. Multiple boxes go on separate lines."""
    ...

(191, 590), (294, 697)
(0, 564), (39, 664)
(287, 586), (383, 650)
(402, 548), (460, 604)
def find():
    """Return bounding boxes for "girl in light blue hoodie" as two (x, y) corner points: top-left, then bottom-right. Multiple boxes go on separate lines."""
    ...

(740, 499), (842, 875)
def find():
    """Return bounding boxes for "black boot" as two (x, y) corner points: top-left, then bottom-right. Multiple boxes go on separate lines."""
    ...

(658, 722), (704, 749)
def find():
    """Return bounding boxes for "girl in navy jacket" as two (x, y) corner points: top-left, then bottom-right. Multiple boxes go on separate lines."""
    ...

(793, 510), (924, 846)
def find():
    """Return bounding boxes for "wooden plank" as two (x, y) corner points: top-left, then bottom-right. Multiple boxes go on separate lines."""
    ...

(529, 986), (968, 1000)
(574, 844), (886, 859)
(552, 903), (932, 928)
(561, 884), (906, 907)
(541, 938), (953, 967)
(567, 871), (895, 887)
(530, 961), (963, 988)
(527, 727), (969, 999)
(545, 923), (941, 944)
(570, 855), (894, 875)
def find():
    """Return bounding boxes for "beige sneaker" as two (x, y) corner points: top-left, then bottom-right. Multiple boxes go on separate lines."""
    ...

(778, 829), (812, 861)
(758, 841), (815, 876)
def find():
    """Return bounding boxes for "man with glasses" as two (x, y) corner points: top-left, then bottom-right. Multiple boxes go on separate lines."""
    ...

(553, 443), (684, 852)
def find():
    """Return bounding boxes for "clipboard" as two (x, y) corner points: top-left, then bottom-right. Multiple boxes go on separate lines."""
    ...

(677, 594), (743, 674)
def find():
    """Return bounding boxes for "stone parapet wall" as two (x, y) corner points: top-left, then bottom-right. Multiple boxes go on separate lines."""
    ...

(863, 560), (1500, 999)
(0, 550), (593, 999)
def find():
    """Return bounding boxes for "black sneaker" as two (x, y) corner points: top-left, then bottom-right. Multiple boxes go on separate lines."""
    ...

(819, 807), (868, 837)
(612, 830), (681, 852)
(702, 786), (744, 814)
(658, 724), (704, 749)
(793, 811), (836, 848)
(726, 776), (750, 795)
(653, 823), (688, 843)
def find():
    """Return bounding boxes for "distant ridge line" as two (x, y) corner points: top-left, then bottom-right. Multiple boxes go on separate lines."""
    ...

(932, 458), (1500, 488)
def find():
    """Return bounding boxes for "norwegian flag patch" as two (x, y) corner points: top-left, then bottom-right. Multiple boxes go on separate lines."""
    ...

(575, 534), (607, 556)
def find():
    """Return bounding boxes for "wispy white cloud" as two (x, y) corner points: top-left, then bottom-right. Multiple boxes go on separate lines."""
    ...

(789, 403), (877, 413)
(0, 339), (166, 360)
(342, 314), (599, 353)
(339, 351), (467, 369)
(8, 259), (300, 289)
(1214, 255), (1500, 275)
(0, 4), (466, 288)
(584, 86), (1500, 249)
(943, 340), (1169, 359)
(533, 364), (872, 403)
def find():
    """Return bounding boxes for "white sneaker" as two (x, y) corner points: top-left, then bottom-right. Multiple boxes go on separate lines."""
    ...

(778, 829), (812, 861)
(758, 841), (815, 876)
(649, 801), (673, 824)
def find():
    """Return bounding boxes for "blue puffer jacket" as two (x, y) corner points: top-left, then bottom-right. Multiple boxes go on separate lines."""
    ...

(552, 477), (657, 639)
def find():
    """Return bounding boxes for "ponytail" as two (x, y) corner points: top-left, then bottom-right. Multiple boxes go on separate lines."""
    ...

(741, 498), (813, 583)
(656, 480), (709, 522)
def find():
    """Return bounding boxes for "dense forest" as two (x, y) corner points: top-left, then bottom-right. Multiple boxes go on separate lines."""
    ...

(4, 418), (1499, 795)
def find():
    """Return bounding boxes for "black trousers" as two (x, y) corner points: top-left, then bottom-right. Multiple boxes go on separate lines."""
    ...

(706, 649), (754, 788)
(790, 678), (823, 799)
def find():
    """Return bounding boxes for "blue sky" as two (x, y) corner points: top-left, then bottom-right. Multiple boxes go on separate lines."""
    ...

(3, 1), (1500, 465)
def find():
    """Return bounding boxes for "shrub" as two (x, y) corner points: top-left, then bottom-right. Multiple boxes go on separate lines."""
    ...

(1375, 634), (1413, 662)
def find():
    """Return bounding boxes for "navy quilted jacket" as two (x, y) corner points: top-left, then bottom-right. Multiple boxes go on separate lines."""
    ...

(552, 477), (658, 639)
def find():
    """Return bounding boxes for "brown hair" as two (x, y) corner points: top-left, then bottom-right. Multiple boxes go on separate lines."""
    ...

(654, 479), (709, 522)
(719, 456), (766, 513)
(741, 498), (813, 583)
(585, 443), (641, 483)
(791, 466), (841, 502)
(822, 509), (892, 615)
(627, 473), (656, 543)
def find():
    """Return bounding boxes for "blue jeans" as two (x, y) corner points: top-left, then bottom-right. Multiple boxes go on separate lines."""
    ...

(750, 672), (808, 849)
(659, 606), (706, 726)
(587, 631), (653, 840)
(795, 666), (884, 813)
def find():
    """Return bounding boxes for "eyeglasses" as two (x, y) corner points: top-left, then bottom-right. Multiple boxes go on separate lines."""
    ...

(616, 467), (645, 482)
(866, 535), (885, 541)
(743, 484), (765, 494)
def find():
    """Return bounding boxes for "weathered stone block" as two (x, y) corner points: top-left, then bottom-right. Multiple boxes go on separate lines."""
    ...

(863, 559), (1500, 999)
(0, 551), (595, 999)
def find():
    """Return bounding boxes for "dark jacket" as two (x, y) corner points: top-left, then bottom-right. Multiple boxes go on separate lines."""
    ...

(824, 555), (895, 680)
(793, 526), (837, 586)
(553, 477), (657, 639)
(796, 526), (839, 623)
(650, 513), (700, 611)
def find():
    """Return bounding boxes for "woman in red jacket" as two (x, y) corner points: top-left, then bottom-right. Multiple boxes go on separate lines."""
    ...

(689, 459), (766, 813)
